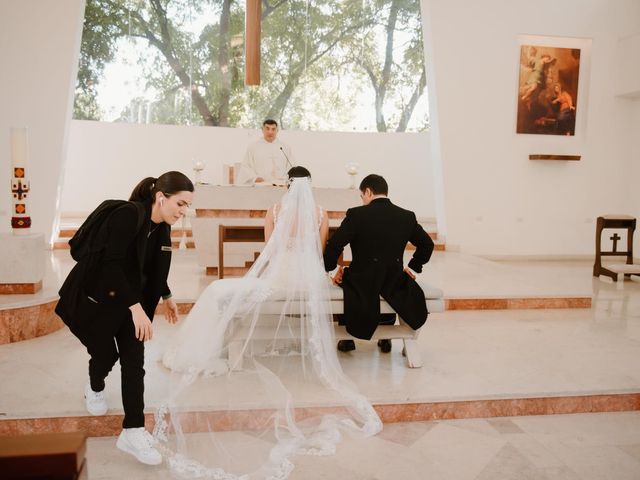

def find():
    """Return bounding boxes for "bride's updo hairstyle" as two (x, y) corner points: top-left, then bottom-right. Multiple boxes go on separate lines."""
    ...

(286, 166), (311, 188)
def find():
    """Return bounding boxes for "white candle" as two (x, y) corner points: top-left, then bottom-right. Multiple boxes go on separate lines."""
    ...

(10, 127), (31, 234)
(10, 127), (28, 168)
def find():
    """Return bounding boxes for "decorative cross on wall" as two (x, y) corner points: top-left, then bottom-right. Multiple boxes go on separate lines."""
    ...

(610, 233), (621, 252)
(11, 179), (29, 201)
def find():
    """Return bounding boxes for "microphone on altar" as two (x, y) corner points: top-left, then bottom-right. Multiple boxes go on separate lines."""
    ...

(280, 146), (293, 169)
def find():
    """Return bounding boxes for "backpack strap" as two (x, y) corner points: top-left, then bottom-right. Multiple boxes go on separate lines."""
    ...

(132, 201), (146, 235)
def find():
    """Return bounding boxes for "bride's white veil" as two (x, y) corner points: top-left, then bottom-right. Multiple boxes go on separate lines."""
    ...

(155, 177), (382, 479)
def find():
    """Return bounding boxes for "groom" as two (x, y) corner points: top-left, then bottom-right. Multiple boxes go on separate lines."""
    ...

(324, 174), (434, 352)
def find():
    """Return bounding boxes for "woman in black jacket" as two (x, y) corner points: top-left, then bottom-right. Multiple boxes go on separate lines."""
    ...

(56, 171), (193, 465)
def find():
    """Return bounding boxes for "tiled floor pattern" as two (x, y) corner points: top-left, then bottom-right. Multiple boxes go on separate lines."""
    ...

(86, 411), (640, 479)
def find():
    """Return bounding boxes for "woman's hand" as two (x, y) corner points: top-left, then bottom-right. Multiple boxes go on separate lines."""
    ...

(164, 298), (179, 325)
(332, 266), (344, 285)
(129, 303), (153, 341)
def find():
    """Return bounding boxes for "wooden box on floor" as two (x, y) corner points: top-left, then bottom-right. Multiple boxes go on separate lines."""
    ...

(0, 432), (87, 480)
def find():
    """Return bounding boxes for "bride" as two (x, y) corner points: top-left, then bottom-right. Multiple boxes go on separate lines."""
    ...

(156, 166), (382, 479)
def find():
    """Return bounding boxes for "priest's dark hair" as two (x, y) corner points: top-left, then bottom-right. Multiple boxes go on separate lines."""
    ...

(287, 166), (311, 179)
(359, 174), (388, 196)
(129, 171), (194, 202)
(263, 119), (278, 127)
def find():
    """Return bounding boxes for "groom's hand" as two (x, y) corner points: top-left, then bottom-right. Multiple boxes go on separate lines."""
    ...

(164, 298), (179, 325)
(403, 267), (417, 280)
(332, 266), (344, 285)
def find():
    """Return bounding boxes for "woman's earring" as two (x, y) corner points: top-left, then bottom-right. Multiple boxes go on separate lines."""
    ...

(160, 199), (164, 207)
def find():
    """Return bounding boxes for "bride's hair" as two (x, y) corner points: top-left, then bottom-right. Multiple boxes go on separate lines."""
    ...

(287, 165), (311, 180)
(287, 165), (311, 187)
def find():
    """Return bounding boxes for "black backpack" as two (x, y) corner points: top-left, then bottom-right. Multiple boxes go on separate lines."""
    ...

(69, 200), (146, 261)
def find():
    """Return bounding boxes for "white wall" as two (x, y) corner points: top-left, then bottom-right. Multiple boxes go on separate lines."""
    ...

(629, 103), (640, 258)
(61, 121), (437, 220)
(422, 0), (640, 255)
(0, 0), (85, 242)
(616, 33), (640, 98)
(6, 0), (638, 257)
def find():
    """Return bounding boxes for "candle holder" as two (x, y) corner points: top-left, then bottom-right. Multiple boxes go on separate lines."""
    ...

(345, 162), (359, 189)
(192, 159), (205, 185)
(178, 214), (188, 250)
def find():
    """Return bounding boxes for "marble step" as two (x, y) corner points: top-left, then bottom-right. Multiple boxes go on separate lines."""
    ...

(1, 391), (632, 437)
(57, 228), (193, 238)
(54, 227), (195, 250)
(53, 239), (196, 250)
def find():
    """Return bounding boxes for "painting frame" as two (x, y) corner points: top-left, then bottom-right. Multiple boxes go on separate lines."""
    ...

(515, 35), (592, 137)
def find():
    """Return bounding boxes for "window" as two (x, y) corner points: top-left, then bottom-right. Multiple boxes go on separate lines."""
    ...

(74, 0), (429, 132)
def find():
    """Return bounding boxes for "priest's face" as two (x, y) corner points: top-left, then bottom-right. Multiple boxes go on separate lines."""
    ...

(262, 124), (278, 143)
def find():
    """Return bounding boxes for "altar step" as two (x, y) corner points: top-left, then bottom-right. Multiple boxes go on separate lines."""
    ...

(53, 226), (195, 250)
(2, 391), (636, 438)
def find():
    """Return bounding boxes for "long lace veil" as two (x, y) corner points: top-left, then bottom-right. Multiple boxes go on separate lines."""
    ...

(155, 177), (382, 479)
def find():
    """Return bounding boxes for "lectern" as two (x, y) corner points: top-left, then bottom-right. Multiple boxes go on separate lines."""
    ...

(593, 215), (640, 281)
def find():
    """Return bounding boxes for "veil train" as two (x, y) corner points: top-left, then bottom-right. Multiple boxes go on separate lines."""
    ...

(156, 177), (382, 479)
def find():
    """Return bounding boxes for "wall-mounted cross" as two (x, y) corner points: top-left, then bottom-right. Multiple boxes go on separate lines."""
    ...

(245, 0), (261, 85)
(610, 233), (621, 252)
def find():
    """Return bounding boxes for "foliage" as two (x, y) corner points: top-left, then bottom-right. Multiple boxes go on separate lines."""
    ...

(73, 0), (429, 132)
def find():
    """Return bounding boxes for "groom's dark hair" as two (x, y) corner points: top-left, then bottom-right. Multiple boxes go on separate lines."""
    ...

(359, 174), (388, 195)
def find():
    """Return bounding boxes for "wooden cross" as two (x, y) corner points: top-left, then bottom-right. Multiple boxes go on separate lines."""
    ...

(245, 0), (261, 85)
(610, 233), (621, 252)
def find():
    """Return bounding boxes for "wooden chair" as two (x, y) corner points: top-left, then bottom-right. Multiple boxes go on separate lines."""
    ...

(593, 215), (640, 282)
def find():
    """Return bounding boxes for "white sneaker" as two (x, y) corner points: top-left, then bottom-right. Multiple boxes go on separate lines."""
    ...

(116, 427), (162, 465)
(84, 383), (108, 416)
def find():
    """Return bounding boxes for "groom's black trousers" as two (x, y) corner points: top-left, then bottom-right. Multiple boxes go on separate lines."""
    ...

(334, 313), (396, 328)
(76, 297), (147, 429)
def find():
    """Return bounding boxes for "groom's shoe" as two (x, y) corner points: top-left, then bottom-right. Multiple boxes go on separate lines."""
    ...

(377, 339), (392, 353)
(337, 340), (356, 352)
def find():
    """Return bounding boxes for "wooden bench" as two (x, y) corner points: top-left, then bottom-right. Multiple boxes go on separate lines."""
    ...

(228, 280), (444, 369)
(0, 432), (87, 479)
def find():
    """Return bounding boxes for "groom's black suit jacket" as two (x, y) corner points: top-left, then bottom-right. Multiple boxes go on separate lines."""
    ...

(324, 197), (434, 339)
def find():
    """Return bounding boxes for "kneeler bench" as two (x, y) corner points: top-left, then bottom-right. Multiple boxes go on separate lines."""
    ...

(0, 432), (87, 479)
(593, 216), (640, 284)
(228, 279), (444, 369)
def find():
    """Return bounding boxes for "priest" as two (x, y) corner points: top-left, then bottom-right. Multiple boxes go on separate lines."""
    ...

(237, 119), (294, 185)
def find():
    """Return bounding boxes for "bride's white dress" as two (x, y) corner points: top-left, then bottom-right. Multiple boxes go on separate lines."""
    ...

(156, 178), (381, 480)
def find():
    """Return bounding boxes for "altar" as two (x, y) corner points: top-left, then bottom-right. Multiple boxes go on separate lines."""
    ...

(191, 185), (359, 274)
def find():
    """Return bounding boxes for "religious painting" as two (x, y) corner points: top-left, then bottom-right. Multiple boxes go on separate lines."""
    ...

(516, 44), (581, 135)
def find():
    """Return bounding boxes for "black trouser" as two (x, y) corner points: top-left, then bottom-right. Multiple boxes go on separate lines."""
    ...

(78, 298), (147, 429)
(334, 313), (396, 328)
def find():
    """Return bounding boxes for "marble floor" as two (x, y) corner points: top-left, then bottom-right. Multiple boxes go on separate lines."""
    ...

(0, 248), (610, 309)
(1, 251), (639, 419)
(86, 412), (640, 480)
(1, 250), (640, 478)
